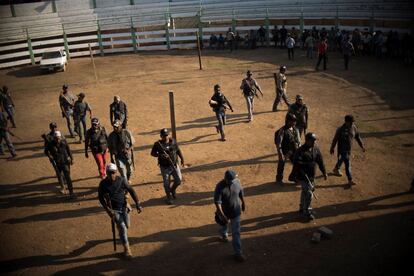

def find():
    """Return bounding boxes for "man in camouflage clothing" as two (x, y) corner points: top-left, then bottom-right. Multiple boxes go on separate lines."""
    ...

(288, 95), (308, 137)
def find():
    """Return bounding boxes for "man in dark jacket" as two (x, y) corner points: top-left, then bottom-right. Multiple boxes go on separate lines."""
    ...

(330, 114), (365, 186)
(85, 118), (108, 179)
(209, 84), (233, 141)
(274, 113), (301, 184)
(214, 170), (246, 262)
(0, 86), (16, 128)
(73, 92), (92, 143)
(45, 130), (75, 198)
(288, 95), (308, 137)
(293, 132), (327, 220)
(110, 95), (128, 129)
(98, 163), (142, 259)
(151, 128), (185, 204)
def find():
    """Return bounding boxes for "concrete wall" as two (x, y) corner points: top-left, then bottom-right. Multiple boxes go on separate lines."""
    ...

(96, 0), (130, 8)
(14, 2), (54, 16)
(55, 0), (93, 11)
(0, 5), (12, 18)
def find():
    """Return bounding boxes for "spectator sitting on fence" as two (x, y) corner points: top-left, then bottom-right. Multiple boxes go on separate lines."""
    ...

(218, 34), (225, 50)
(209, 34), (217, 49)
(258, 25), (266, 46)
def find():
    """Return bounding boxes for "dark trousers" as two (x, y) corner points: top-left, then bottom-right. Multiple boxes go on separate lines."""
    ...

(57, 164), (73, 195)
(288, 48), (294, 60)
(316, 53), (327, 70)
(215, 111), (226, 140)
(276, 159), (286, 182)
(344, 54), (350, 70)
(49, 158), (66, 190)
(335, 152), (352, 181)
(272, 89), (290, 111)
(4, 105), (16, 127)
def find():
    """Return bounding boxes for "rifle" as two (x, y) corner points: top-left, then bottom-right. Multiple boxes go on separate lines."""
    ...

(131, 148), (135, 171)
(104, 193), (117, 252)
(7, 129), (22, 140)
(304, 174), (318, 200)
(157, 141), (179, 176)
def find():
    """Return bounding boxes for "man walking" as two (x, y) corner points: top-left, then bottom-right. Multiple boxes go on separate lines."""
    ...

(73, 92), (92, 143)
(0, 86), (16, 128)
(0, 106), (16, 158)
(272, 65), (290, 112)
(316, 38), (328, 70)
(274, 114), (301, 184)
(42, 122), (66, 193)
(214, 170), (246, 262)
(59, 84), (76, 137)
(209, 84), (233, 141)
(110, 95), (128, 129)
(330, 115), (365, 186)
(293, 132), (327, 220)
(240, 70), (263, 122)
(288, 95), (308, 137)
(85, 118), (109, 179)
(108, 120), (135, 182)
(98, 163), (143, 259)
(151, 128), (185, 205)
(45, 131), (75, 198)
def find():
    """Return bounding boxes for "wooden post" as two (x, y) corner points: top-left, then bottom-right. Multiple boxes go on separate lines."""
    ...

(62, 24), (70, 60)
(52, 0), (57, 13)
(300, 8), (304, 34)
(169, 91), (177, 141)
(165, 13), (171, 50)
(26, 29), (35, 65)
(92, 0), (97, 9)
(232, 10), (236, 33)
(335, 8), (339, 29)
(131, 17), (137, 53)
(196, 31), (202, 70)
(88, 44), (98, 82)
(97, 20), (104, 56)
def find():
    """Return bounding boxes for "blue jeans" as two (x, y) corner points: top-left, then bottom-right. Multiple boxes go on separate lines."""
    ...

(4, 105), (16, 127)
(335, 152), (352, 181)
(64, 109), (75, 136)
(160, 164), (181, 195)
(116, 153), (132, 181)
(219, 215), (242, 255)
(215, 111), (226, 140)
(0, 130), (16, 156)
(245, 95), (254, 120)
(74, 116), (87, 141)
(114, 210), (130, 245)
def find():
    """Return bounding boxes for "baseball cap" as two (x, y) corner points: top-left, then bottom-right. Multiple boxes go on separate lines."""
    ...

(113, 120), (122, 127)
(160, 128), (169, 137)
(49, 122), (57, 128)
(91, 117), (99, 125)
(345, 114), (355, 123)
(78, 92), (85, 98)
(296, 94), (303, 100)
(106, 163), (117, 173)
(246, 70), (252, 75)
(54, 131), (62, 138)
(225, 170), (237, 181)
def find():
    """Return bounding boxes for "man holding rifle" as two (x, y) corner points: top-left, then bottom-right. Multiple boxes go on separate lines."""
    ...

(209, 84), (233, 142)
(292, 132), (327, 221)
(151, 128), (185, 205)
(98, 163), (142, 259)
(0, 105), (16, 158)
(240, 70), (263, 122)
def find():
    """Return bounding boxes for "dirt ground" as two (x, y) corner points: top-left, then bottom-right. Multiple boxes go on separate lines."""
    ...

(0, 47), (413, 276)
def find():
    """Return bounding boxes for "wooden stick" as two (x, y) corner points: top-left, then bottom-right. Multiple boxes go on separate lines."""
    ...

(88, 43), (98, 82)
(169, 91), (177, 141)
(196, 31), (202, 70)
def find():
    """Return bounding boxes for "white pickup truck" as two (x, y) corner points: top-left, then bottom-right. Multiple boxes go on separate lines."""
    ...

(40, 49), (68, 73)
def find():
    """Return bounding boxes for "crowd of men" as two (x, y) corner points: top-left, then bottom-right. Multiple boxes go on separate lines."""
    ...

(1, 25), (412, 261)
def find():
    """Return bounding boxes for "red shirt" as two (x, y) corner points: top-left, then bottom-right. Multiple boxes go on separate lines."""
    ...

(318, 41), (328, 54)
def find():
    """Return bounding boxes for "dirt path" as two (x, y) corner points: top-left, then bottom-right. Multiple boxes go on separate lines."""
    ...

(0, 48), (413, 275)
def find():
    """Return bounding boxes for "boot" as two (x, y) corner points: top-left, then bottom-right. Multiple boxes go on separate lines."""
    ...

(333, 167), (342, 177)
(123, 243), (132, 259)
